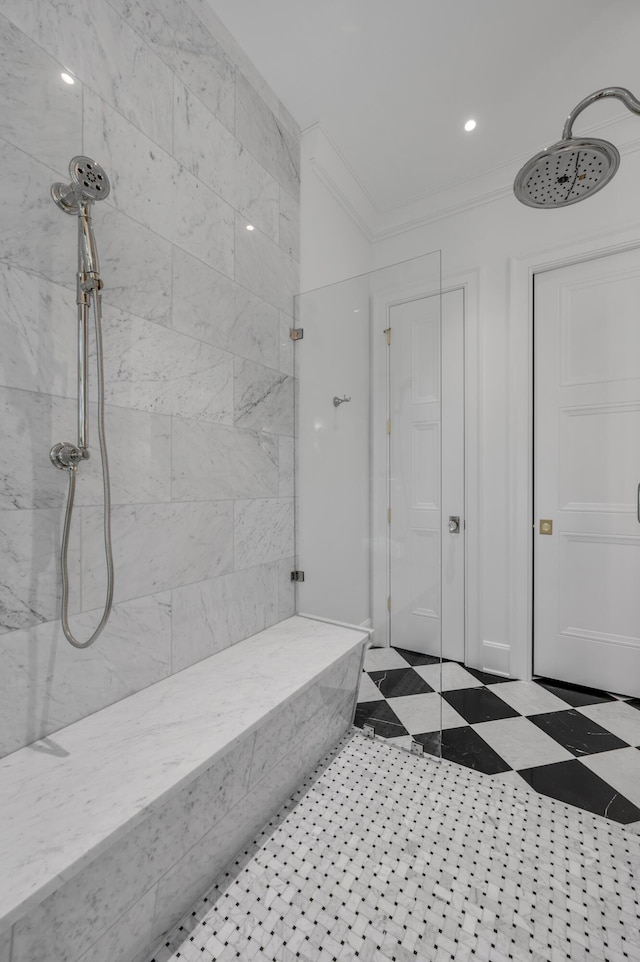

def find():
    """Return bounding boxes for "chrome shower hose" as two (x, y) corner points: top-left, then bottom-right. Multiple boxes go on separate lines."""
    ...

(59, 290), (114, 648)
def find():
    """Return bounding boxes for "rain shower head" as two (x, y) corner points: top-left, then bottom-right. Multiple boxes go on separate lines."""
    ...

(51, 155), (110, 213)
(513, 137), (620, 208)
(514, 87), (640, 209)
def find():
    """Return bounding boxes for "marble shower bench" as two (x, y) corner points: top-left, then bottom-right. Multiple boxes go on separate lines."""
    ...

(0, 615), (368, 962)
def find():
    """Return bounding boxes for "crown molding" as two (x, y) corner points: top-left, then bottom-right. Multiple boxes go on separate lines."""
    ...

(303, 115), (640, 244)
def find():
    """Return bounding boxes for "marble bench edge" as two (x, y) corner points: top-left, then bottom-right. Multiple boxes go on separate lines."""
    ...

(0, 616), (368, 939)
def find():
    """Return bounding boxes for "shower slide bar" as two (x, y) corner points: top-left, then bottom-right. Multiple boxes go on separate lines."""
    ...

(49, 156), (114, 648)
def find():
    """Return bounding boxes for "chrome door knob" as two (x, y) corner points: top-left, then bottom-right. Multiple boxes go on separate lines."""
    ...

(448, 516), (460, 534)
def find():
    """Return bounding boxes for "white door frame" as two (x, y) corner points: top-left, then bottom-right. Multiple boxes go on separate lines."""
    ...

(508, 227), (640, 681)
(371, 267), (480, 664)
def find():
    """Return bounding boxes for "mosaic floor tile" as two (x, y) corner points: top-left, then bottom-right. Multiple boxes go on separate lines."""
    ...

(148, 730), (640, 962)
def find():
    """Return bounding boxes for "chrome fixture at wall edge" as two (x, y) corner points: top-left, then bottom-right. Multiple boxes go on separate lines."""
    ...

(514, 86), (640, 208)
(50, 156), (114, 648)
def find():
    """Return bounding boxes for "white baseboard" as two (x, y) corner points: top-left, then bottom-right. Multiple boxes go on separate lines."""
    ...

(481, 640), (511, 677)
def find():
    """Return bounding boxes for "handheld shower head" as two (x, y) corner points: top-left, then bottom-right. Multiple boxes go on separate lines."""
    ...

(514, 87), (640, 209)
(51, 156), (110, 213)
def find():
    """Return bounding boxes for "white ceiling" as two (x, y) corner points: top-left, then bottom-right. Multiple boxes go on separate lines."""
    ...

(208, 0), (640, 215)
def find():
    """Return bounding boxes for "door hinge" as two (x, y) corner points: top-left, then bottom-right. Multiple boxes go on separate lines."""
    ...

(387, 419), (391, 435)
(387, 508), (391, 524)
(289, 328), (303, 341)
(384, 327), (391, 346)
(290, 570), (305, 582)
(387, 596), (392, 611)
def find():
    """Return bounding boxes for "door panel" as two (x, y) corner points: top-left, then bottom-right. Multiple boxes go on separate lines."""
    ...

(534, 250), (640, 696)
(389, 289), (464, 659)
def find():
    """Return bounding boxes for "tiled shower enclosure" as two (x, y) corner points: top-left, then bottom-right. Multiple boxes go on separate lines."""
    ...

(0, 0), (300, 758)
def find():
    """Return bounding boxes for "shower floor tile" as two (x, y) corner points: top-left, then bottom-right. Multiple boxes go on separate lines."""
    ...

(356, 646), (640, 825)
(147, 729), (640, 962)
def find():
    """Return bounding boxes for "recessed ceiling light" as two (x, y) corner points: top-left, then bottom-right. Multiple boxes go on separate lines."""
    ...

(61, 72), (75, 85)
(246, 224), (255, 231)
(464, 119), (477, 132)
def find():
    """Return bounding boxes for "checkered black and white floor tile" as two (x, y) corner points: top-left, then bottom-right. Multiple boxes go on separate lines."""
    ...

(355, 646), (640, 826)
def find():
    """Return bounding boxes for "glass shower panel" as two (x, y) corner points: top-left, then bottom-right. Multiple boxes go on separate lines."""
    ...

(293, 252), (443, 706)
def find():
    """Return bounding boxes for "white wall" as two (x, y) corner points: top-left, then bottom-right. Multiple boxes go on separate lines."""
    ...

(300, 112), (640, 673)
(373, 143), (640, 677)
(0, 0), (300, 757)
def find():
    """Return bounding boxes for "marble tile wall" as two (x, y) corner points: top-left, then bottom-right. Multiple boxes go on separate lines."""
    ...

(0, 0), (300, 758)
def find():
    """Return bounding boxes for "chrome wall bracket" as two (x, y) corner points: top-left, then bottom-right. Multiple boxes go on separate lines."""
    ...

(50, 441), (88, 470)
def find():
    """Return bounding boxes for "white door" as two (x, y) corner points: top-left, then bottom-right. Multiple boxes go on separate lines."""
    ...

(534, 249), (640, 697)
(389, 289), (465, 659)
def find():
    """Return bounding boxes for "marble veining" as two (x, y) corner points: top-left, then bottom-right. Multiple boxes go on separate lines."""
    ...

(0, 264), (77, 399)
(0, 591), (172, 765)
(235, 215), (298, 315)
(171, 247), (280, 369)
(0, 388), (171, 511)
(235, 73), (300, 202)
(171, 418), (278, 503)
(0, 140), (79, 294)
(0, 508), (80, 635)
(174, 81), (279, 240)
(235, 215), (298, 316)
(83, 92), (235, 277)
(234, 356), (294, 435)
(100, 308), (234, 424)
(278, 435), (295, 498)
(278, 556), (296, 621)
(279, 311), (295, 376)
(92, 207), (173, 327)
(0, 14), (82, 174)
(0, 618), (367, 933)
(170, 564), (279, 671)
(279, 187), (301, 261)
(234, 498), (295, 570)
(81, 501), (234, 610)
(76, 888), (156, 962)
(1, 0), (174, 153)
(106, 0), (235, 132)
